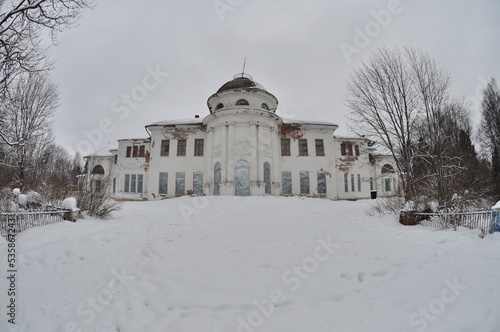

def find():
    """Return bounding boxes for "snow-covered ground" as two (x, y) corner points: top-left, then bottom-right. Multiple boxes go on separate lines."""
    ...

(1, 196), (500, 332)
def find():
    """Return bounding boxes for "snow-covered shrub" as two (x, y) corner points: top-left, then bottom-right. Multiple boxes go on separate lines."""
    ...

(18, 194), (28, 209)
(0, 188), (16, 212)
(27, 190), (43, 209)
(366, 196), (405, 217)
(62, 197), (78, 211)
(12, 188), (20, 197)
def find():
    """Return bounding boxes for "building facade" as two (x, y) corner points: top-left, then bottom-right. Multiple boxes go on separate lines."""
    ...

(83, 73), (398, 200)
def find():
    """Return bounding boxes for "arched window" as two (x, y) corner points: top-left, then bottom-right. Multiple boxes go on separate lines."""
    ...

(235, 160), (250, 196)
(381, 164), (394, 174)
(91, 165), (105, 175)
(216, 103), (224, 110)
(261, 103), (269, 110)
(236, 99), (249, 106)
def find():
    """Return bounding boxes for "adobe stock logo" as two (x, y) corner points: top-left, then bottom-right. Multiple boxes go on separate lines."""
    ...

(339, 0), (404, 63)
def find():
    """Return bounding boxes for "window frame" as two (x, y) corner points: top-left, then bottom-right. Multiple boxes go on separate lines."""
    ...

(281, 138), (291, 156)
(160, 139), (170, 157)
(298, 139), (308, 156)
(177, 139), (187, 157)
(315, 139), (325, 156)
(194, 139), (204, 157)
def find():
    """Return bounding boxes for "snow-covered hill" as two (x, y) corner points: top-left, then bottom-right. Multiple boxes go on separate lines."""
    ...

(1, 196), (500, 332)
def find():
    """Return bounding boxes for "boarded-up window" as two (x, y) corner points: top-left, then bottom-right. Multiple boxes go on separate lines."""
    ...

(194, 139), (204, 156)
(315, 139), (325, 156)
(125, 174), (130, 193)
(159, 172), (168, 195)
(94, 180), (102, 192)
(357, 174), (361, 192)
(126, 146), (132, 158)
(344, 173), (348, 192)
(281, 138), (291, 156)
(177, 140), (187, 156)
(214, 162), (221, 196)
(137, 174), (143, 193)
(317, 172), (327, 195)
(161, 140), (170, 156)
(235, 160), (250, 197)
(176, 172), (185, 196)
(131, 174), (137, 193)
(298, 139), (308, 156)
(193, 172), (203, 196)
(385, 178), (392, 192)
(264, 162), (271, 195)
(282, 171), (292, 196)
(300, 171), (310, 195)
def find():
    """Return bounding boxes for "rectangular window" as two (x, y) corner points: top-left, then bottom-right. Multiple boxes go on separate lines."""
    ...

(298, 139), (308, 156)
(344, 174), (349, 192)
(114, 155), (117, 164)
(300, 171), (310, 195)
(139, 145), (145, 158)
(133, 146), (139, 157)
(160, 140), (170, 156)
(131, 174), (137, 193)
(351, 174), (355, 192)
(282, 171), (292, 195)
(137, 174), (143, 193)
(193, 172), (203, 196)
(370, 177), (374, 191)
(194, 139), (204, 156)
(357, 174), (361, 192)
(341, 143), (346, 156)
(113, 178), (116, 193)
(124, 174), (130, 193)
(355, 144), (360, 156)
(126, 146), (132, 158)
(347, 144), (353, 156)
(175, 172), (185, 195)
(281, 138), (291, 156)
(159, 172), (168, 195)
(177, 139), (187, 156)
(94, 180), (102, 192)
(315, 139), (325, 156)
(385, 178), (392, 192)
(317, 172), (327, 195)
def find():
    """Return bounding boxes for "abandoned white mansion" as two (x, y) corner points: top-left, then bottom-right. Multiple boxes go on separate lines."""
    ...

(84, 73), (398, 200)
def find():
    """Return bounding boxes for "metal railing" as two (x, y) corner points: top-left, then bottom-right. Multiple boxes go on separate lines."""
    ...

(0, 211), (67, 237)
(409, 211), (491, 232)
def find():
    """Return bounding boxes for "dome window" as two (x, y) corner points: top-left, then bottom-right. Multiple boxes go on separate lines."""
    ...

(236, 99), (249, 106)
(261, 103), (269, 110)
(216, 103), (224, 110)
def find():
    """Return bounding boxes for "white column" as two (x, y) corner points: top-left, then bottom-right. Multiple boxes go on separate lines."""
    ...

(271, 126), (281, 196)
(205, 127), (214, 195)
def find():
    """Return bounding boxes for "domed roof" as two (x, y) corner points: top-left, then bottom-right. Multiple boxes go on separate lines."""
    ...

(217, 73), (266, 93)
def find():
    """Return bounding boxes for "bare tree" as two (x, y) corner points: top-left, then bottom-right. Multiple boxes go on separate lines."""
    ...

(346, 46), (420, 200)
(479, 78), (500, 198)
(0, 71), (58, 189)
(0, 0), (94, 93)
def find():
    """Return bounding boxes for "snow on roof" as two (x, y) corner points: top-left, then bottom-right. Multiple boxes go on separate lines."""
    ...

(148, 118), (204, 126)
(282, 117), (338, 127)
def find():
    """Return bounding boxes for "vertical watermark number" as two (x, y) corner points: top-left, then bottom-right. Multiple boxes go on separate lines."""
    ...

(6, 215), (17, 325)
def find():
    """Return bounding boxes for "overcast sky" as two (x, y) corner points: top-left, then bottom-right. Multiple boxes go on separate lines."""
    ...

(48, 0), (500, 156)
